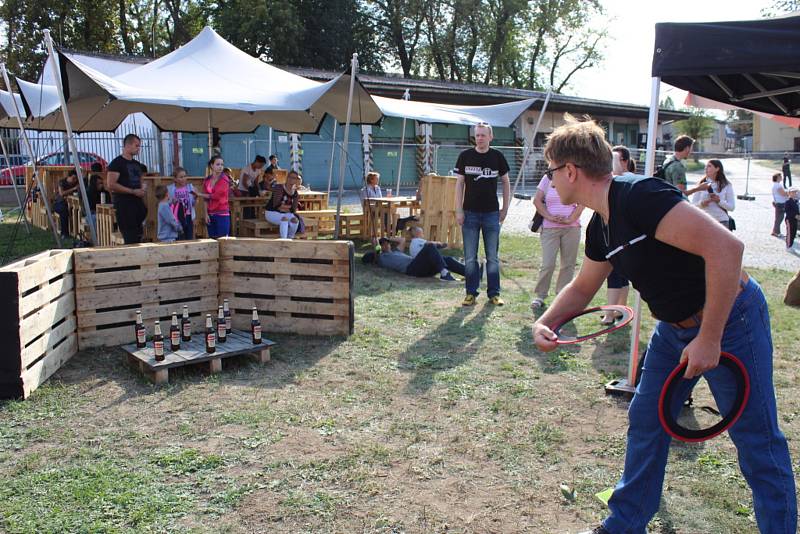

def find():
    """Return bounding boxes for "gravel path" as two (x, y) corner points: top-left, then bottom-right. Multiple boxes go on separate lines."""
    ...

(335, 158), (799, 272)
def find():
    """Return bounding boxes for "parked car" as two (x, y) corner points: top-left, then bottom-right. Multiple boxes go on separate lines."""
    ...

(0, 151), (108, 186)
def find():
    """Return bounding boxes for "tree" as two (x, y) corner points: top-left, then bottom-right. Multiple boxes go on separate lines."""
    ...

(761, 0), (799, 16)
(660, 96), (675, 110)
(675, 108), (715, 157)
(726, 108), (753, 139)
(363, 0), (425, 77)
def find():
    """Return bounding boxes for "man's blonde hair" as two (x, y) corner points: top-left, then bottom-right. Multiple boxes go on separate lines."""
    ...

(474, 121), (493, 136)
(544, 114), (613, 179)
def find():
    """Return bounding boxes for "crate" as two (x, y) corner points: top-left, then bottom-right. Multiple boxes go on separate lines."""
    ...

(419, 174), (462, 248)
(0, 250), (77, 399)
(73, 240), (220, 349)
(219, 238), (354, 336)
(122, 329), (275, 384)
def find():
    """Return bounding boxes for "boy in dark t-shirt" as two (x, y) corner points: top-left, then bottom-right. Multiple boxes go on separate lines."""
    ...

(454, 122), (510, 306)
(106, 134), (147, 244)
(532, 116), (795, 534)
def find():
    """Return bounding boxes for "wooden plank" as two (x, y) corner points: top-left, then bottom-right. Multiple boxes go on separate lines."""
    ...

(74, 240), (219, 272)
(20, 334), (77, 399)
(20, 274), (74, 317)
(264, 316), (350, 336)
(78, 317), (216, 350)
(218, 238), (352, 260)
(218, 258), (346, 278)
(225, 296), (350, 317)
(75, 261), (218, 289)
(76, 279), (217, 309)
(0, 250), (74, 294)
(19, 292), (76, 347)
(21, 315), (78, 369)
(219, 277), (349, 299)
(76, 296), (219, 327)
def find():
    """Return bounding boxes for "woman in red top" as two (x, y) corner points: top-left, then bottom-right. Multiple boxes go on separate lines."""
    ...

(196, 156), (231, 238)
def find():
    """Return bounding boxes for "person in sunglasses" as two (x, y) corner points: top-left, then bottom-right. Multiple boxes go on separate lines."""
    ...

(532, 115), (795, 534)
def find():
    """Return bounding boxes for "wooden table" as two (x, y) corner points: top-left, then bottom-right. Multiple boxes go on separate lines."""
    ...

(298, 191), (328, 212)
(229, 196), (266, 236)
(365, 196), (421, 238)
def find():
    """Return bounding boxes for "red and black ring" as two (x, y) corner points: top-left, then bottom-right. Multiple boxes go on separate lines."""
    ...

(658, 352), (750, 443)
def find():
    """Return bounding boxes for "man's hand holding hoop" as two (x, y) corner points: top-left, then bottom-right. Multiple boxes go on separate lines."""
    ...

(680, 335), (722, 379)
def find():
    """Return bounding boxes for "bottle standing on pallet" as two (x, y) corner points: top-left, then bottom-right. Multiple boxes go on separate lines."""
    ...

(135, 310), (146, 349)
(170, 312), (181, 351)
(217, 306), (227, 344)
(223, 299), (232, 335)
(153, 320), (165, 361)
(251, 307), (262, 344)
(205, 314), (216, 353)
(181, 305), (191, 342)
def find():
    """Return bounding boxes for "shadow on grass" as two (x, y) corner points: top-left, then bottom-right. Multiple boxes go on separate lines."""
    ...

(398, 304), (495, 395)
(514, 324), (581, 373)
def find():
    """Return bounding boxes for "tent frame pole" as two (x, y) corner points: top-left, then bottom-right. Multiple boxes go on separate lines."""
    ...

(606, 77), (661, 397)
(334, 54), (358, 239)
(395, 89), (410, 195)
(327, 119), (338, 196)
(0, 129), (30, 233)
(1, 62), (61, 247)
(44, 29), (98, 245)
(511, 87), (552, 200)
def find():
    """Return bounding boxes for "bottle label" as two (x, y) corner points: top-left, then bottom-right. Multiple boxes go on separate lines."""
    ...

(136, 328), (145, 343)
(225, 317), (231, 331)
(207, 334), (215, 348)
(171, 331), (180, 346)
(154, 340), (164, 355)
(253, 325), (261, 341)
(218, 324), (226, 338)
(182, 323), (191, 337)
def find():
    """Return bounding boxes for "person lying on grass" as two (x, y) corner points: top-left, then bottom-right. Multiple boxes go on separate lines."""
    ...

(362, 236), (467, 282)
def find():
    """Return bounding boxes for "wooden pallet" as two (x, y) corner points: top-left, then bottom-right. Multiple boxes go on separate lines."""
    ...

(419, 174), (462, 248)
(0, 250), (77, 399)
(239, 219), (317, 239)
(218, 238), (354, 336)
(122, 330), (275, 384)
(73, 240), (220, 349)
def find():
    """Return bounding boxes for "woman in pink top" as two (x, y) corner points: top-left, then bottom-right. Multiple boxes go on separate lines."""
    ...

(531, 173), (584, 309)
(196, 155), (231, 238)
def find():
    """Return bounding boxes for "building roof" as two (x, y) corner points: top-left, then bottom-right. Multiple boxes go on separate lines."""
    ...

(283, 66), (691, 122)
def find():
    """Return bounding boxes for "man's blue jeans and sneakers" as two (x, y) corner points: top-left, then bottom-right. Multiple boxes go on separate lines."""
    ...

(462, 210), (503, 306)
(581, 277), (797, 534)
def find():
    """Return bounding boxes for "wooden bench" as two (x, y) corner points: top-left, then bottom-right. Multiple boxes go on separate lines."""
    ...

(122, 329), (275, 384)
(239, 218), (317, 239)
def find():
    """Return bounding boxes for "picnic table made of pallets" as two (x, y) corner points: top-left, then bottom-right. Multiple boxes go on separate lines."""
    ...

(122, 329), (275, 384)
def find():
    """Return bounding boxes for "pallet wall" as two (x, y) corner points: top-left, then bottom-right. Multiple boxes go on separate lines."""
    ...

(73, 240), (220, 348)
(0, 250), (77, 399)
(419, 174), (462, 248)
(218, 238), (354, 336)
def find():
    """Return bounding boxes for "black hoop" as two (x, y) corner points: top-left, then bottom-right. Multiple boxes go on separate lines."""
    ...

(551, 305), (634, 345)
(658, 352), (750, 443)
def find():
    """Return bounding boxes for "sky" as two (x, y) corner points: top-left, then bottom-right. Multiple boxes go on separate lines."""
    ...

(567, 0), (774, 107)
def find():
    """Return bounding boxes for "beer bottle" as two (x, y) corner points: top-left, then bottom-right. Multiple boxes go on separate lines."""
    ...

(205, 314), (216, 353)
(170, 312), (181, 351)
(217, 306), (227, 344)
(251, 307), (262, 344)
(135, 310), (146, 349)
(181, 305), (191, 342)
(153, 320), (165, 361)
(223, 299), (232, 335)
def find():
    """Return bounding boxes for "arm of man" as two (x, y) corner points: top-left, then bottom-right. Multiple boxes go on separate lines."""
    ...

(454, 174), (465, 225)
(499, 173), (510, 223)
(106, 171), (145, 198)
(653, 202), (744, 378)
(533, 257), (613, 351)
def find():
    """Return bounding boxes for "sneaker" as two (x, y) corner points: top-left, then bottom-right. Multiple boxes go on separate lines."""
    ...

(577, 527), (610, 534)
(440, 272), (457, 281)
(462, 294), (477, 306)
(489, 295), (504, 306)
(530, 298), (545, 310)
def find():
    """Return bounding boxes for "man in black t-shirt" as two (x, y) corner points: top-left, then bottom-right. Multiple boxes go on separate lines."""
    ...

(106, 134), (147, 244)
(454, 122), (510, 306)
(532, 116), (795, 534)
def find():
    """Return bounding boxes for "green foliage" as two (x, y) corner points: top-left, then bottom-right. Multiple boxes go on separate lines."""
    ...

(660, 96), (675, 110)
(674, 108), (716, 145)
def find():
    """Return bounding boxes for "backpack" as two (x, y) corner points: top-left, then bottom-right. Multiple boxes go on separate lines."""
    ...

(653, 158), (678, 179)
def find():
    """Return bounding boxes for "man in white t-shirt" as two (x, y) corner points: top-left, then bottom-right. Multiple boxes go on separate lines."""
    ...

(239, 155), (267, 194)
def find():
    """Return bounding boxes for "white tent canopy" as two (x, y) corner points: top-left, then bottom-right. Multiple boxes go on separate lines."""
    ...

(0, 88), (25, 126)
(374, 96), (536, 127)
(48, 26), (381, 133)
(15, 78), (60, 120)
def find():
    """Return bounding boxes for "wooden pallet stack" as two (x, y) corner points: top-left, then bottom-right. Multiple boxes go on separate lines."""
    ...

(73, 240), (220, 349)
(0, 250), (77, 399)
(141, 176), (208, 241)
(419, 174), (462, 248)
(218, 238), (354, 336)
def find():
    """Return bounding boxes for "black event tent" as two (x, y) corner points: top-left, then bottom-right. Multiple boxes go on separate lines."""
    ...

(651, 14), (800, 117)
(613, 14), (800, 395)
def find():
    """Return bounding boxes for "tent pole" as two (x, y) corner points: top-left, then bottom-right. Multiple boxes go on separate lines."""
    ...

(395, 89), (410, 195)
(608, 77), (661, 397)
(154, 124), (166, 175)
(0, 128), (30, 233)
(511, 87), (552, 199)
(327, 119), (338, 196)
(1, 62), (61, 247)
(44, 29), (98, 245)
(268, 127), (273, 158)
(207, 109), (213, 165)
(335, 54), (358, 239)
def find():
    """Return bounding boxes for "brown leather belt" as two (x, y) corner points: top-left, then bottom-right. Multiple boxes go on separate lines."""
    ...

(669, 271), (750, 329)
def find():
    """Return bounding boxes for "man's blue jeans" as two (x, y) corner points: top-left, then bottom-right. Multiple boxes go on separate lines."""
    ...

(462, 210), (500, 297)
(603, 277), (796, 534)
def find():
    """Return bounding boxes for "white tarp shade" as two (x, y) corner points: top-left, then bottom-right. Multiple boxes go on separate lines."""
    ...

(374, 96), (536, 127)
(15, 78), (61, 120)
(47, 26), (381, 133)
(0, 88), (24, 127)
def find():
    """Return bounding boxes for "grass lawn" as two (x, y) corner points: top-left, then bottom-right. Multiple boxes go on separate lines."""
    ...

(0, 207), (62, 266)
(753, 159), (785, 174)
(1, 228), (798, 533)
